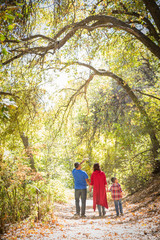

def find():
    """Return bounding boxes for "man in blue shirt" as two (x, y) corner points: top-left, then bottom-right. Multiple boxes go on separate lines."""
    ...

(72, 160), (90, 218)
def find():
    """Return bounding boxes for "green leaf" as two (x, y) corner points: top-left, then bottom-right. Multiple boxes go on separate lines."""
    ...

(2, 48), (8, 55)
(17, 13), (23, 18)
(15, 2), (24, 6)
(8, 24), (15, 31)
(0, 34), (6, 42)
(6, 14), (15, 20)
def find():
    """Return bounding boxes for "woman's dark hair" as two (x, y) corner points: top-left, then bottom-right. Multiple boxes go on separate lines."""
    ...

(93, 163), (101, 171)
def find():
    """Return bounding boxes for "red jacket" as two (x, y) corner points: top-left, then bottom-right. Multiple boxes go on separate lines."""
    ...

(90, 170), (108, 211)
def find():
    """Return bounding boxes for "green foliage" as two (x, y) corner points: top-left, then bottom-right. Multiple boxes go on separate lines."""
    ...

(0, 158), (38, 231)
(0, 98), (17, 120)
(0, 0), (160, 233)
(0, 155), (72, 233)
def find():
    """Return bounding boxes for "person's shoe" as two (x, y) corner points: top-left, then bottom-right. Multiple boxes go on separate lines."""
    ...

(81, 214), (86, 218)
(121, 213), (124, 216)
(74, 213), (80, 218)
(103, 211), (106, 216)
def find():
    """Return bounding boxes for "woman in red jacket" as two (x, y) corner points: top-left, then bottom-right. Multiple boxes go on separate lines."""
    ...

(89, 163), (108, 216)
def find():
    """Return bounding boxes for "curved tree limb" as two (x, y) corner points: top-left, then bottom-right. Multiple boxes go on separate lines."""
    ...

(2, 53), (25, 66)
(0, 91), (20, 99)
(2, 14), (160, 66)
(142, 0), (160, 32)
(134, 89), (160, 101)
(110, 10), (160, 42)
(0, 91), (13, 96)
(62, 61), (159, 166)
(50, 74), (94, 141)
(4, 34), (55, 43)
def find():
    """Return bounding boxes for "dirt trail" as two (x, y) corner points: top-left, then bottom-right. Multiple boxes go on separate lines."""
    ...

(2, 198), (159, 240)
(51, 199), (159, 240)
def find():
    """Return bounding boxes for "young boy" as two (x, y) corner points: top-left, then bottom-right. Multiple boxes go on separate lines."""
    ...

(109, 177), (124, 217)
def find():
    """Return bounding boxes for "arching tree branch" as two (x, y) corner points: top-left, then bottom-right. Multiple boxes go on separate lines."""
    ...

(134, 89), (160, 101)
(142, 0), (160, 32)
(110, 10), (160, 42)
(61, 61), (159, 169)
(2, 14), (160, 66)
(0, 92), (13, 96)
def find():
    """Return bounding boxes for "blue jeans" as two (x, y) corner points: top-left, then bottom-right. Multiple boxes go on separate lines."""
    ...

(114, 199), (123, 216)
(97, 205), (105, 216)
(75, 189), (87, 216)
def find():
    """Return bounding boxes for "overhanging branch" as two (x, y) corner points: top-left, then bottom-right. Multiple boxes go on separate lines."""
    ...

(60, 61), (159, 158)
(0, 91), (13, 96)
(2, 14), (160, 66)
(134, 89), (160, 101)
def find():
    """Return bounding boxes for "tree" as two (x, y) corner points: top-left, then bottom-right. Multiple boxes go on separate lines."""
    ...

(0, 59), (45, 170)
(52, 60), (160, 172)
(1, 0), (160, 66)
(1, 0), (159, 171)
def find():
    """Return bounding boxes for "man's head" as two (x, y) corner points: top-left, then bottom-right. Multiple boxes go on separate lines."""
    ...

(74, 162), (81, 169)
(111, 177), (118, 183)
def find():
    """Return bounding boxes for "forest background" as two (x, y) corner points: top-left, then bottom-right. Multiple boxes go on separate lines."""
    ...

(0, 0), (160, 234)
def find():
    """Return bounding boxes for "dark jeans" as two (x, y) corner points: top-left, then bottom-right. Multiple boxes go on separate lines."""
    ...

(97, 205), (105, 216)
(114, 199), (123, 216)
(75, 189), (87, 216)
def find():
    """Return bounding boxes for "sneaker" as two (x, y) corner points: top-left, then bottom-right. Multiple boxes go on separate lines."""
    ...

(81, 214), (86, 218)
(74, 213), (80, 218)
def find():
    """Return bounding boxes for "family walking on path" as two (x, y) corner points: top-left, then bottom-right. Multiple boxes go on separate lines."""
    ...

(72, 160), (123, 218)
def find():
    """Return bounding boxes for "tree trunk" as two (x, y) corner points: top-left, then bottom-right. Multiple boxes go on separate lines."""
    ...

(107, 74), (160, 172)
(142, 0), (160, 33)
(20, 133), (36, 171)
(108, 74), (160, 173)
